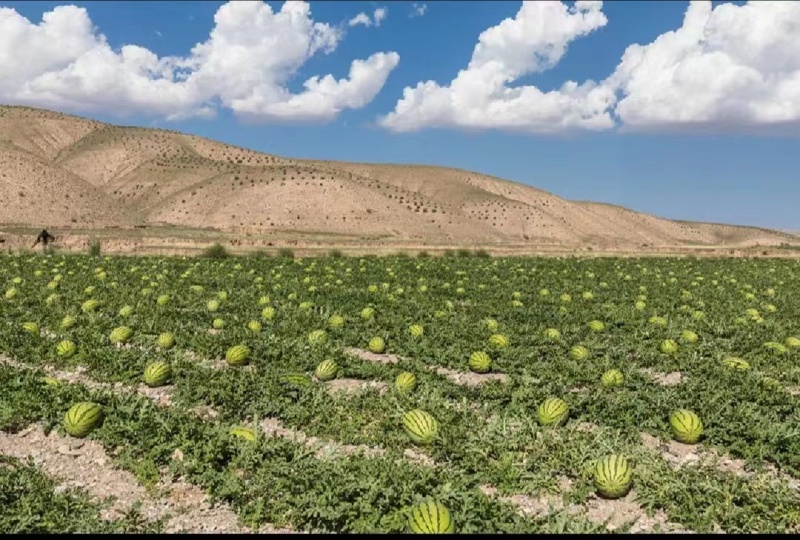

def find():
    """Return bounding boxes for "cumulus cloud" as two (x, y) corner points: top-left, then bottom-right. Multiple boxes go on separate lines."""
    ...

(348, 7), (387, 28)
(606, 1), (800, 131)
(410, 3), (427, 18)
(379, 1), (615, 133)
(0, 1), (399, 122)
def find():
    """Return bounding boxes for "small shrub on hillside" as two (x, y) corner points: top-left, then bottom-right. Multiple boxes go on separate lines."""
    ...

(202, 243), (229, 259)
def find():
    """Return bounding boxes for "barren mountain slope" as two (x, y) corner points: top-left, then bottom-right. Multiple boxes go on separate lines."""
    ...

(0, 104), (794, 249)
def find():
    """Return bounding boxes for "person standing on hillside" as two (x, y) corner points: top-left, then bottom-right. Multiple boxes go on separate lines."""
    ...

(32, 229), (55, 252)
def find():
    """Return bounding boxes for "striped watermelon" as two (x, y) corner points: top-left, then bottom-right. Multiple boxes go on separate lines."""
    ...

(81, 299), (100, 313)
(660, 339), (679, 354)
(409, 324), (424, 338)
(41, 376), (61, 386)
(587, 320), (605, 332)
(395, 371), (417, 393)
(402, 409), (438, 445)
(281, 372), (312, 388)
(315, 359), (338, 381)
(229, 426), (256, 442)
(543, 328), (561, 340)
(157, 332), (175, 349)
(308, 330), (328, 346)
(328, 314), (345, 329)
(225, 345), (250, 367)
(56, 340), (77, 359)
(594, 455), (633, 499)
(156, 294), (170, 306)
(669, 409), (703, 444)
(360, 307), (375, 320)
(468, 351), (492, 374)
(723, 356), (749, 371)
(537, 397), (569, 426)
(212, 318), (225, 329)
(247, 320), (262, 333)
(484, 318), (499, 331)
(64, 402), (104, 438)
(570, 345), (589, 361)
(21, 322), (39, 334)
(368, 337), (386, 354)
(118, 305), (134, 317)
(144, 361), (172, 387)
(207, 300), (220, 312)
(786, 337), (800, 348)
(488, 334), (509, 349)
(407, 500), (455, 534)
(601, 369), (624, 388)
(258, 295), (271, 306)
(261, 306), (276, 321)
(680, 330), (699, 344)
(109, 326), (133, 344)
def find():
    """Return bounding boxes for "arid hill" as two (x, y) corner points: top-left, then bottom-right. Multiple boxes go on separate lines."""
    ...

(0, 104), (795, 252)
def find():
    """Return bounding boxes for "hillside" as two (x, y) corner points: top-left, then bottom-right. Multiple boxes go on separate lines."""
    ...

(0, 104), (795, 252)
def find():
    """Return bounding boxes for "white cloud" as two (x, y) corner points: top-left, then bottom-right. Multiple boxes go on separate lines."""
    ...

(0, 1), (399, 122)
(379, 1), (615, 133)
(606, 1), (800, 131)
(348, 7), (387, 28)
(348, 13), (371, 27)
(410, 3), (427, 18)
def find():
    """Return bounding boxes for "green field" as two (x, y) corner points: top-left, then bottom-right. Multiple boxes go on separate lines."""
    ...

(2, 252), (800, 533)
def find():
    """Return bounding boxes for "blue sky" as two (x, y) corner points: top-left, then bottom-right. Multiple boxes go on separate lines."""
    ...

(1, 1), (797, 230)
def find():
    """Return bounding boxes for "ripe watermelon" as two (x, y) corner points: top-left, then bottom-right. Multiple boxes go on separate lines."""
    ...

(407, 500), (455, 534)
(402, 409), (438, 445)
(594, 455), (633, 499)
(64, 402), (104, 438)
(225, 345), (250, 366)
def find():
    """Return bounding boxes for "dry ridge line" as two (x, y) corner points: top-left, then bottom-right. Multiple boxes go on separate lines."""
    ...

(0, 104), (796, 254)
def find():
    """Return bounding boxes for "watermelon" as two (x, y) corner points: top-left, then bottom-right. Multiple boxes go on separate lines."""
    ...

(281, 373), (312, 388)
(315, 359), (338, 381)
(669, 409), (703, 444)
(21, 322), (39, 334)
(157, 332), (175, 349)
(118, 305), (134, 317)
(407, 500), (455, 534)
(247, 320), (262, 333)
(360, 307), (375, 320)
(156, 294), (170, 306)
(144, 361), (172, 387)
(328, 314), (345, 329)
(59, 316), (77, 331)
(601, 369), (624, 387)
(41, 376), (61, 386)
(229, 426), (256, 442)
(308, 330), (328, 347)
(395, 371), (417, 393)
(207, 300), (220, 312)
(368, 337), (386, 354)
(212, 318), (225, 329)
(723, 356), (750, 371)
(488, 334), (508, 349)
(64, 402), (104, 438)
(786, 337), (800, 348)
(261, 306), (276, 321)
(570, 345), (589, 361)
(225, 345), (250, 366)
(409, 324), (424, 338)
(543, 328), (561, 340)
(660, 339), (679, 354)
(109, 326), (133, 344)
(537, 397), (569, 426)
(56, 340), (77, 359)
(484, 318), (499, 331)
(402, 409), (438, 445)
(468, 351), (492, 374)
(594, 455), (633, 499)
(81, 299), (100, 313)
(680, 330), (699, 344)
(587, 320), (605, 332)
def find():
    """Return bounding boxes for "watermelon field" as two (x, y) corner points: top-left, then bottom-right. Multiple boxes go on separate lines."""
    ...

(2, 251), (800, 533)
